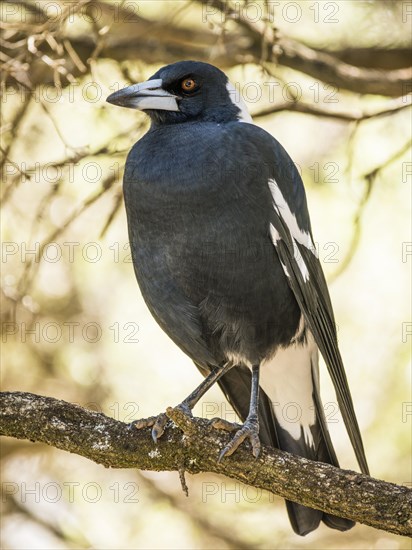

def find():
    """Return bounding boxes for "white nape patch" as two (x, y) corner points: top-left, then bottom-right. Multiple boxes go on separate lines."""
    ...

(259, 334), (317, 446)
(226, 82), (253, 123)
(268, 179), (317, 256)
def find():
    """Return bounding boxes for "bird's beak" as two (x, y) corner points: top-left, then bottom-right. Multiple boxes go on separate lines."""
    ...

(106, 79), (179, 111)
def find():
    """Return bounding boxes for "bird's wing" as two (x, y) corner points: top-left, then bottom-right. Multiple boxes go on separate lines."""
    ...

(266, 146), (369, 476)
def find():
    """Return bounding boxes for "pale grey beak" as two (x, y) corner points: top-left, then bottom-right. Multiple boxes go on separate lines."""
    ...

(106, 79), (179, 111)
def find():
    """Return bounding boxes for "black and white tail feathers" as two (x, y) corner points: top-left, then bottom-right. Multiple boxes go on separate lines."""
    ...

(212, 355), (355, 536)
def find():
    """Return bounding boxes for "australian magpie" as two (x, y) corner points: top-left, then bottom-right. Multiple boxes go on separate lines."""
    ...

(106, 60), (369, 536)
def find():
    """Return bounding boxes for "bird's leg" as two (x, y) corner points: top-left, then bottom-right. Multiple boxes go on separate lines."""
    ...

(177, 362), (234, 412)
(214, 364), (261, 461)
(132, 362), (234, 442)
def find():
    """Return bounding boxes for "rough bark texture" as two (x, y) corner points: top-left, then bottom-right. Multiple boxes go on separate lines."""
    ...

(1, 391), (411, 537)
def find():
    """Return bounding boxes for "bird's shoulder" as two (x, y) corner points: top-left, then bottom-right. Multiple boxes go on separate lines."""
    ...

(221, 123), (306, 198)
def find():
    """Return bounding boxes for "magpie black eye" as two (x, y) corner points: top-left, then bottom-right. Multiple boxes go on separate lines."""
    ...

(181, 78), (197, 92)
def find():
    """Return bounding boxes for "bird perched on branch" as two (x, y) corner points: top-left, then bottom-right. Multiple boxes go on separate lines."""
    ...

(106, 60), (369, 536)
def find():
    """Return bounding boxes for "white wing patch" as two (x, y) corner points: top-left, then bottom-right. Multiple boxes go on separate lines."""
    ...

(269, 222), (281, 243)
(269, 223), (290, 278)
(268, 178), (317, 254)
(259, 334), (318, 446)
(268, 178), (317, 282)
(226, 82), (253, 123)
(293, 240), (310, 282)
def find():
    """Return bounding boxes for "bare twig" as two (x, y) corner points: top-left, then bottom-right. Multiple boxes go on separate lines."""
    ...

(16, 169), (122, 299)
(254, 97), (412, 122)
(0, 92), (31, 175)
(197, 0), (411, 97)
(329, 138), (411, 282)
(2, 0), (411, 96)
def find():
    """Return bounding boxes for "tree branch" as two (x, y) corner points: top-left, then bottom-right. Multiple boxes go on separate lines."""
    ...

(197, 0), (412, 97)
(2, 0), (411, 97)
(1, 391), (410, 537)
(253, 97), (412, 121)
(276, 37), (411, 98)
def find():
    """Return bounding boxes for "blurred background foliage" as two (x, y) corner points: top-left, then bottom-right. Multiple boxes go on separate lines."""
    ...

(1, 0), (411, 548)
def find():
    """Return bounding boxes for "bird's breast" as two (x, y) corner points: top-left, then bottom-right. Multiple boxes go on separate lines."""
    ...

(123, 126), (301, 362)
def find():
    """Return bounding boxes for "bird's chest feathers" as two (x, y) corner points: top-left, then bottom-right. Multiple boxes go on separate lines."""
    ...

(124, 127), (250, 235)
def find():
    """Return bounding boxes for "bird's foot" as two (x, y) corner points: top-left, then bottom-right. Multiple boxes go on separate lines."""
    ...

(131, 413), (169, 442)
(131, 402), (193, 443)
(208, 417), (242, 431)
(210, 415), (261, 461)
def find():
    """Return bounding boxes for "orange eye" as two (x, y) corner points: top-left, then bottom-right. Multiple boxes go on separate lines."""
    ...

(181, 78), (197, 92)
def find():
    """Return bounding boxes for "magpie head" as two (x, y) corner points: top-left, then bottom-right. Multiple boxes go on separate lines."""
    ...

(106, 60), (251, 125)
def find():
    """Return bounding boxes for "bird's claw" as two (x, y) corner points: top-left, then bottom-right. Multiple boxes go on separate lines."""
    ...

(131, 403), (194, 443)
(214, 416), (261, 462)
(131, 415), (159, 430)
(130, 413), (169, 442)
(151, 413), (169, 442)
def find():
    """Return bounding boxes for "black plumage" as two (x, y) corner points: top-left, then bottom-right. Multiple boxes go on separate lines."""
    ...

(107, 60), (369, 536)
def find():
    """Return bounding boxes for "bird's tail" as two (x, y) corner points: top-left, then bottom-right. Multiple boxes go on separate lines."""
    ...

(279, 361), (355, 535)
(215, 353), (355, 536)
